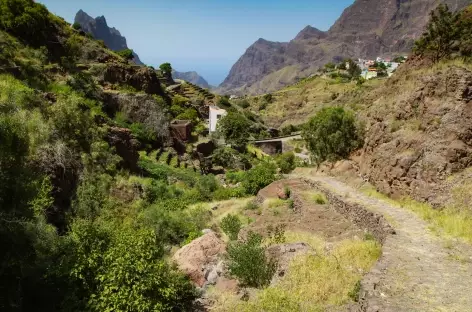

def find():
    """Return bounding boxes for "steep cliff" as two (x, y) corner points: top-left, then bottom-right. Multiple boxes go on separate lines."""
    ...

(74, 9), (144, 65)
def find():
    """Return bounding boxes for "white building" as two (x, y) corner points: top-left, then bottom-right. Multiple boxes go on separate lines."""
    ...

(209, 106), (227, 133)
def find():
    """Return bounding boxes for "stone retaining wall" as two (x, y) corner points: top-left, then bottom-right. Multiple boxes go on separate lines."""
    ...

(303, 179), (395, 244)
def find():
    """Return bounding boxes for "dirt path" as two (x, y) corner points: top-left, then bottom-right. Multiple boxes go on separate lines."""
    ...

(294, 174), (472, 312)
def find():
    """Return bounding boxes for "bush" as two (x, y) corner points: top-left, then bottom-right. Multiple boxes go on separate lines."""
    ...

(117, 49), (134, 62)
(226, 232), (277, 288)
(68, 222), (196, 311)
(302, 107), (362, 165)
(175, 107), (198, 123)
(212, 187), (246, 201)
(72, 22), (81, 30)
(236, 99), (250, 109)
(217, 112), (251, 149)
(225, 170), (246, 184)
(242, 162), (277, 195)
(159, 62), (172, 75)
(276, 152), (296, 174)
(0, 0), (53, 46)
(220, 214), (242, 241)
(196, 174), (218, 200)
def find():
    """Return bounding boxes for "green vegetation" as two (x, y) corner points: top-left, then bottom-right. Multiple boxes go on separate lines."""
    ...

(241, 162), (277, 195)
(276, 152), (296, 174)
(226, 232), (277, 288)
(228, 237), (381, 311)
(414, 4), (472, 62)
(159, 62), (172, 74)
(217, 111), (251, 149)
(221, 214), (243, 240)
(302, 107), (363, 165)
(117, 48), (134, 62)
(312, 192), (328, 205)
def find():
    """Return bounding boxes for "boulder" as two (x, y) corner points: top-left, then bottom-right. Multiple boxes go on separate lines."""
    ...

(173, 231), (226, 287)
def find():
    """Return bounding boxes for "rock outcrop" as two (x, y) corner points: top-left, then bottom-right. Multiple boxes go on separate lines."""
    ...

(218, 0), (470, 95)
(74, 10), (144, 65)
(173, 231), (226, 287)
(358, 65), (472, 206)
(106, 127), (140, 172)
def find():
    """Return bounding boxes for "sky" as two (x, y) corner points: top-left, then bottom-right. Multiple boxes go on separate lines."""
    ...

(38, 0), (354, 85)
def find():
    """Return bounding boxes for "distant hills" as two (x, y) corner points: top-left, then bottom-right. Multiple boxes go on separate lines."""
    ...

(218, 0), (470, 95)
(172, 70), (210, 89)
(74, 10), (210, 88)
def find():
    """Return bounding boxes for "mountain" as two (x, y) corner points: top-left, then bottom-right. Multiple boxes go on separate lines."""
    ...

(74, 9), (144, 65)
(172, 70), (210, 89)
(219, 0), (470, 95)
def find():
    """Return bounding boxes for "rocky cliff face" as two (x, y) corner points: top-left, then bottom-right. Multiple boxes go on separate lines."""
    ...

(172, 70), (210, 89)
(74, 10), (144, 65)
(219, 0), (470, 95)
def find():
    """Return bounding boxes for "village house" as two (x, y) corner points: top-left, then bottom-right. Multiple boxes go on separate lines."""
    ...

(209, 106), (227, 133)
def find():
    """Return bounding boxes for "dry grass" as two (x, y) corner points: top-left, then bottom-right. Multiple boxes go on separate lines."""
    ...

(213, 230), (381, 312)
(360, 184), (472, 244)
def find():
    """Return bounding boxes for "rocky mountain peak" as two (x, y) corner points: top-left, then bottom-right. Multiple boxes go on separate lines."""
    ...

(294, 25), (327, 41)
(74, 9), (143, 65)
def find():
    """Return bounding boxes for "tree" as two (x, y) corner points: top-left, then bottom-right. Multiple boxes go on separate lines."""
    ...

(72, 22), (81, 30)
(217, 112), (251, 149)
(302, 107), (362, 165)
(347, 59), (362, 78)
(159, 62), (172, 74)
(226, 232), (277, 288)
(241, 162), (277, 195)
(413, 4), (461, 62)
(276, 152), (296, 174)
(117, 49), (134, 63)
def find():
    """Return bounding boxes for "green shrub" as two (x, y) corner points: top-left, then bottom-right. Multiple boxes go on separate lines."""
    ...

(287, 199), (295, 210)
(212, 187), (246, 201)
(302, 107), (362, 165)
(69, 222), (196, 311)
(226, 232), (277, 288)
(0, 0), (53, 46)
(284, 186), (291, 199)
(242, 162), (277, 195)
(117, 48), (134, 62)
(220, 214), (242, 241)
(196, 174), (218, 200)
(236, 99), (250, 109)
(175, 107), (198, 122)
(276, 152), (296, 174)
(72, 22), (81, 30)
(312, 192), (328, 205)
(226, 170), (246, 184)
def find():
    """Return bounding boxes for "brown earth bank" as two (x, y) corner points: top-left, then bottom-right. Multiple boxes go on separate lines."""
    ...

(354, 63), (472, 207)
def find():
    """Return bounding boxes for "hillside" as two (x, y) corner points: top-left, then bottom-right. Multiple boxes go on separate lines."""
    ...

(218, 0), (470, 95)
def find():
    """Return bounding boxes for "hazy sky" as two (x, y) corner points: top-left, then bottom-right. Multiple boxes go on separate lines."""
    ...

(38, 0), (354, 85)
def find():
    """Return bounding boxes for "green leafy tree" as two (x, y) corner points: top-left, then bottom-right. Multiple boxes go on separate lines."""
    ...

(217, 112), (251, 149)
(159, 62), (172, 74)
(227, 232), (277, 288)
(221, 214), (242, 240)
(117, 48), (134, 62)
(347, 59), (362, 78)
(242, 162), (277, 195)
(72, 22), (81, 30)
(414, 4), (461, 62)
(302, 107), (362, 165)
(276, 152), (296, 174)
(68, 222), (196, 311)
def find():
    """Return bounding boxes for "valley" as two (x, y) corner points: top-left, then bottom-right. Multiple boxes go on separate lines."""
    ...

(1, 1), (472, 312)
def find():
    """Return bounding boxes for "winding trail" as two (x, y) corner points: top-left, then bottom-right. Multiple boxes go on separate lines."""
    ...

(294, 174), (472, 312)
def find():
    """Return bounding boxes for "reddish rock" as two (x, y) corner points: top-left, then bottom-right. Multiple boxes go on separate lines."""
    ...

(173, 231), (226, 287)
